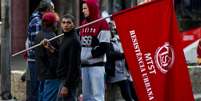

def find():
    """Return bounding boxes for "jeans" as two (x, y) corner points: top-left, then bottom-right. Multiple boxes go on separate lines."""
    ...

(56, 81), (77, 101)
(39, 80), (60, 101)
(26, 61), (39, 101)
(81, 66), (105, 101)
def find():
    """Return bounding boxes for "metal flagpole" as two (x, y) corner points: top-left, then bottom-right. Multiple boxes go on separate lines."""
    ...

(12, 15), (112, 57)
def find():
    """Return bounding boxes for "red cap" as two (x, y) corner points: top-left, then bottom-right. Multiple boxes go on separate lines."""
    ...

(42, 12), (58, 24)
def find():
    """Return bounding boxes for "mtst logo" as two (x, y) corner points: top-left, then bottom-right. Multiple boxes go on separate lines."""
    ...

(154, 42), (175, 74)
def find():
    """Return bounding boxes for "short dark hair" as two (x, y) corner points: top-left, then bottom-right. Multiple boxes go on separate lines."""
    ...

(36, 0), (54, 12)
(61, 14), (75, 24)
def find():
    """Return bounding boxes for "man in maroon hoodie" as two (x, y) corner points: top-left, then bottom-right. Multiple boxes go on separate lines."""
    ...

(80, 0), (111, 100)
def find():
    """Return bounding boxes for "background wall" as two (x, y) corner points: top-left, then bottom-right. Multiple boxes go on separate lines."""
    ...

(11, 0), (28, 54)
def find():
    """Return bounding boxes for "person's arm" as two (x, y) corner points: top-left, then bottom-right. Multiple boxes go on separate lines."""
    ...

(34, 33), (48, 72)
(109, 49), (124, 60)
(63, 41), (81, 89)
(91, 42), (110, 57)
(91, 29), (111, 58)
(106, 43), (124, 66)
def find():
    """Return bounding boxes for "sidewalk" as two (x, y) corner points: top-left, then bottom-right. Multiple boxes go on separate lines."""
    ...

(10, 55), (26, 101)
(9, 56), (201, 101)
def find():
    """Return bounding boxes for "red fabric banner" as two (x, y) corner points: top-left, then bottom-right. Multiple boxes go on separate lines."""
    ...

(112, 0), (194, 101)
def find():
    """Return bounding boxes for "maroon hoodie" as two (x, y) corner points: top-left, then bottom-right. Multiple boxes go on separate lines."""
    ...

(80, 0), (111, 66)
(80, 0), (109, 36)
(83, 0), (100, 20)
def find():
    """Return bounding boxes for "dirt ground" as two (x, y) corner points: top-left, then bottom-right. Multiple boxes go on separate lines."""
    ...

(11, 71), (26, 101)
(9, 67), (201, 101)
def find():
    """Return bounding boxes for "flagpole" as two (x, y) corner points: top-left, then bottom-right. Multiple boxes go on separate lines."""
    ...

(12, 15), (112, 57)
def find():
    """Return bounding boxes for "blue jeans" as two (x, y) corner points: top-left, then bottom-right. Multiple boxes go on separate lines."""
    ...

(56, 81), (77, 101)
(26, 61), (39, 101)
(81, 66), (105, 101)
(39, 80), (60, 101)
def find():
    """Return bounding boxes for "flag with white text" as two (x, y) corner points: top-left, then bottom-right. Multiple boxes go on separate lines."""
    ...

(112, 0), (194, 101)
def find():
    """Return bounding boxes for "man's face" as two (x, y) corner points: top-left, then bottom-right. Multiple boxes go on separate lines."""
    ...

(82, 3), (89, 18)
(61, 18), (74, 32)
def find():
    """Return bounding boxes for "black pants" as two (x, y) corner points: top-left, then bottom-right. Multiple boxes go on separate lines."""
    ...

(114, 80), (138, 101)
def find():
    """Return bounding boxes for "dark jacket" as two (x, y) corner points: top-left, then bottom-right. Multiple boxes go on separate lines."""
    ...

(105, 42), (124, 77)
(35, 30), (59, 80)
(57, 29), (81, 88)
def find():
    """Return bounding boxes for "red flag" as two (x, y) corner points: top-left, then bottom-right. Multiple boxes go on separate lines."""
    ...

(112, 0), (194, 101)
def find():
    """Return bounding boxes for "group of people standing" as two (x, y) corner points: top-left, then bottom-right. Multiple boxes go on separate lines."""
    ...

(25, 0), (138, 101)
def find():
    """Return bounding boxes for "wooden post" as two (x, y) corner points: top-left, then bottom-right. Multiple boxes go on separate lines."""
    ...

(0, 0), (12, 100)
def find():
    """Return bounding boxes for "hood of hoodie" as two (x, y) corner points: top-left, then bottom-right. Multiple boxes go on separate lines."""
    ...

(83, 0), (100, 21)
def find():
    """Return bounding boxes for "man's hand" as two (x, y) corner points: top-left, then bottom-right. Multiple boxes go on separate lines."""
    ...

(41, 39), (50, 49)
(41, 39), (55, 53)
(59, 86), (68, 96)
